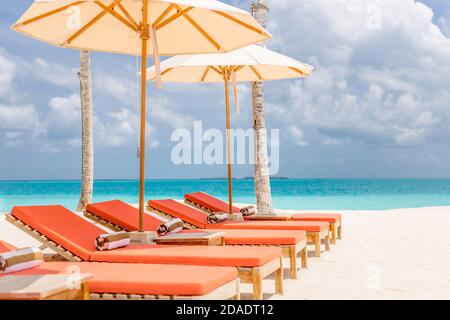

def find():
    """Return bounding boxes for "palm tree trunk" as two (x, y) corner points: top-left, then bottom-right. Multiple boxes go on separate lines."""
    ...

(76, 50), (94, 212)
(251, 0), (274, 215)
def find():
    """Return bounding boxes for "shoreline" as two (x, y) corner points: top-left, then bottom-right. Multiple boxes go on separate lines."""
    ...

(1, 205), (449, 299)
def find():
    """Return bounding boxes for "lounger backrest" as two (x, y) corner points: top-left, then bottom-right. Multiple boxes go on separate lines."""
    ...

(86, 200), (163, 232)
(0, 240), (17, 253)
(185, 192), (241, 213)
(148, 199), (208, 229)
(11, 206), (104, 260)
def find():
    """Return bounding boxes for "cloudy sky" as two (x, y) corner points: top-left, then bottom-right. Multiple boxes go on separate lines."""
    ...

(1, 0), (450, 180)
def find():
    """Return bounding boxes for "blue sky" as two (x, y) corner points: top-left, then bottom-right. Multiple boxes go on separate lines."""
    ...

(1, 0), (450, 180)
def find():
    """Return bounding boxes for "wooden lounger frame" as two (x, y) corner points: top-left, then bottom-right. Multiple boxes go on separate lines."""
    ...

(84, 210), (307, 279)
(4, 214), (272, 300)
(182, 200), (331, 257)
(90, 279), (240, 300)
(84, 210), (284, 300)
(185, 198), (342, 244)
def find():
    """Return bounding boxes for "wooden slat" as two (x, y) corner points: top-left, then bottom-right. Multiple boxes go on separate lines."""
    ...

(0, 274), (92, 300)
(5, 214), (81, 262)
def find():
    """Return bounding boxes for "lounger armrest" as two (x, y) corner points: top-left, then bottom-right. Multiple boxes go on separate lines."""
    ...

(245, 215), (292, 221)
(154, 232), (226, 246)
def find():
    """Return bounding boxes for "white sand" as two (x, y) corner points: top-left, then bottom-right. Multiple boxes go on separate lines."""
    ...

(1, 206), (450, 300)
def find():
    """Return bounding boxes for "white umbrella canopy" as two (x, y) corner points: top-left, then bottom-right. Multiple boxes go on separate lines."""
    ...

(13, 0), (270, 56)
(146, 45), (313, 214)
(147, 44), (313, 82)
(12, 0), (271, 232)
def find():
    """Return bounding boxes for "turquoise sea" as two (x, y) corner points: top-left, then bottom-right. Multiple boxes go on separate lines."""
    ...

(1, 179), (450, 212)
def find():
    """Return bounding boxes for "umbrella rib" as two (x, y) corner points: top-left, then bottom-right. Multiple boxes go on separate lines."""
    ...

(176, 9), (221, 50)
(95, 1), (138, 32)
(149, 67), (174, 80)
(115, 1), (139, 29)
(249, 65), (263, 80)
(64, 1), (123, 45)
(289, 67), (307, 76)
(152, 4), (176, 27)
(200, 66), (211, 82)
(210, 66), (222, 75)
(14, 1), (85, 27)
(161, 67), (174, 77)
(212, 11), (268, 36)
(154, 7), (194, 31)
(234, 65), (245, 73)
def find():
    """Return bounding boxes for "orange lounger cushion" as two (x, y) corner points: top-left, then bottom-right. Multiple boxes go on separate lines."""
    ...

(185, 192), (342, 224)
(210, 229), (306, 245)
(291, 213), (341, 223)
(0, 261), (237, 296)
(185, 192), (241, 213)
(12, 205), (105, 260)
(149, 199), (329, 232)
(91, 244), (280, 267)
(206, 220), (329, 232)
(0, 240), (18, 253)
(149, 199), (209, 228)
(86, 200), (162, 232)
(10, 205), (282, 268)
(88, 200), (305, 245)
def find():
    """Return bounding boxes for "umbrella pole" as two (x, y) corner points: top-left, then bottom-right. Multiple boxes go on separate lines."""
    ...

(138, 0), (149, 232)
(224, 73), (233, 215)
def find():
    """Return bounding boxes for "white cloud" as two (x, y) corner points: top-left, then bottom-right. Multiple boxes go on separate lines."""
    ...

(437, 6), (450, 37)
(0, 49), (16, 99)
(288, 125), (308, 146)
(152, 97), (195, 130)
(264, 0), (450, 148)
(322, 137), (343, 146)
(0, 104), (43, 146)
(21, 57), (79, 88)
(95, 108), (160, 148)
(95, 73), (136, 106)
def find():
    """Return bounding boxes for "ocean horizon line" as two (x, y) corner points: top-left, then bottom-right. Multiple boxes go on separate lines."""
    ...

(2, 177), (450, 183)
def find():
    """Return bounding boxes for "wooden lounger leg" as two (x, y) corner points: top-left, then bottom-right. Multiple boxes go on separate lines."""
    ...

(325, 234), (331, 251)
(251, 268), (263, 300)
(288, 246), (298, 280)
(232, 280), (240, 300)
(301, 247), (308, 269)
(274, 257), (284, 295)
(82, 283), (90, 300)
(330, 223), (337, 245)
(338, 224), (342, 240)
(314, 232), (321, 257)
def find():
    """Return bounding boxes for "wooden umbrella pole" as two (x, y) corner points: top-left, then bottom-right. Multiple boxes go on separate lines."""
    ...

(138, 0), (149, 232)
(224, 69), (233, 215)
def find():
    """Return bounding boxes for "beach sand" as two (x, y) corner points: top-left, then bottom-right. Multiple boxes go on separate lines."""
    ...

(1, 206), (450, 300)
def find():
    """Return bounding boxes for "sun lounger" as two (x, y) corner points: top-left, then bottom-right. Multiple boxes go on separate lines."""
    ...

(0, 240), (239, 300)
(148, 199), (331, 257)
(185, 192), (342, 244)
(5, 206), (284, 300)
(84, 200), (308, 279)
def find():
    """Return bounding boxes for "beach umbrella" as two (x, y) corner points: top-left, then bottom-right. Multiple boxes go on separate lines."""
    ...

(146, 44), (313, 214)
(12, 0), (271, 231)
